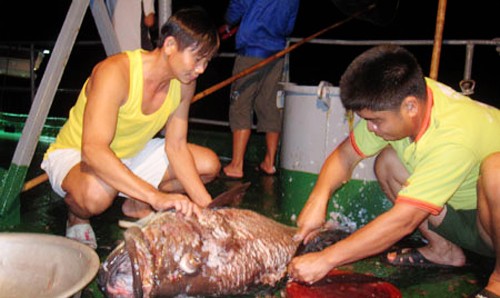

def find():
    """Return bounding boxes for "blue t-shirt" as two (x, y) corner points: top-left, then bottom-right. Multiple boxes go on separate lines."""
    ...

(225, 0), (300, 58)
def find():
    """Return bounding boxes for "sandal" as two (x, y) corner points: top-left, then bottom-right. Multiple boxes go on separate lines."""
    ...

(472, 288), (500, 298)
(66, 222), (97, 249)
(383, 247), (459, 269)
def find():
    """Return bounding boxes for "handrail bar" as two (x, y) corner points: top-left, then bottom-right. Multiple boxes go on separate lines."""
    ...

(1, 37), (498, 129)
(287, 38), (500, 46)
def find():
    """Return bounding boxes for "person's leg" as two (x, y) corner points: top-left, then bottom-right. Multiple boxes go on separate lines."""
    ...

(477, 152), (500, 295)
(61, 161), (118, 249)
(375, 146), (466, 267)
(373, 146), (406, 201)
(121, 199), (152, 219)
(122, 139), (220, 216)
(223, 129), (251, 178)
(140, 6), (154, 50)
(42, 148), (118, 248)
(63, 161), (118, 224)
(225, 56), (262, 178)
(255, 58), (284, 175)
(259, 131), (279, 175)
(159, 143), (221, 191)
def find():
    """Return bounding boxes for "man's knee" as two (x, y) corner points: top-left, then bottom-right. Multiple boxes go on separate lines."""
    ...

(203, 148), (221, 177)
(481, 152), (500, 175)
(374, 148), (388, 181)
(374, 146), (404, 181)
(480, 152), (500, 197)
(65, 179), (115, 215)
(189, 144), (221, 177)
(374, 146), (409, 200)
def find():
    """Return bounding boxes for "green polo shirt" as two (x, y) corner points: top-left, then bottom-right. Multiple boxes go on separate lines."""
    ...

(351, 78), (500, 215)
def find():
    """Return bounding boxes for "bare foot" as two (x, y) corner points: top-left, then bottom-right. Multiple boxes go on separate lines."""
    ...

(122, 198), (153, 219)
(259, 162), (276, 175)
(222, 164), (243, 179)
(418, 243), (466, 267)
(387, 244), (466, 267)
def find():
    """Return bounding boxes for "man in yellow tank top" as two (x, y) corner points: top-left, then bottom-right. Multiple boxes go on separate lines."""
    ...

(287, 45), (500, 298)
(41, 7), (221, 249)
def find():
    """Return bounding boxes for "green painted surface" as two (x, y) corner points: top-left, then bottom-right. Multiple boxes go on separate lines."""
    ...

(279, 168), (493, 297)
(0, 163), (28, 226)
(346, 255), (490, 297)
(0, 112), (64, 141)
(280, 168), (390, 228)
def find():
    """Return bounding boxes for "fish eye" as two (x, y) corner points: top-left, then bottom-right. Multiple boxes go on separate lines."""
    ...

(179, 253), (201, 274)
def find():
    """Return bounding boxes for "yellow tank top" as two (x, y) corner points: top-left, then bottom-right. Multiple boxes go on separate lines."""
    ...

(45, 50), (181, 159)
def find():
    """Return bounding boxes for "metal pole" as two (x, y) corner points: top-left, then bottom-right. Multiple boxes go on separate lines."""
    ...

(429, 0), (447, 80)
(30, 43), (35, 102)
(158, 0), (172, 30)
(463, 43), (474, 81)
(0, 0), (90, 225)
(90, 0), (121, 56)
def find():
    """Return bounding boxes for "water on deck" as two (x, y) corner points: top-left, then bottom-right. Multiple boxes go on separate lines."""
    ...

(0, 132), (495, 297)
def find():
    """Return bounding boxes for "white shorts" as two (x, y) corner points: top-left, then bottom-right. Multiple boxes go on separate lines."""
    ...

(41, 138), (169, 198)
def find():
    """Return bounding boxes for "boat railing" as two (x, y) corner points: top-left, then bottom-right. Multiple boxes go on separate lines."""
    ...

(286, 37), (500, 96)
(0, 38), (498, 130)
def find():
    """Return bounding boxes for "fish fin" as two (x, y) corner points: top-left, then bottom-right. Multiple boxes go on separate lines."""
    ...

(294, 229), (351, 257)
(208, 182), (251, 209)
(118, 212), (157, 229)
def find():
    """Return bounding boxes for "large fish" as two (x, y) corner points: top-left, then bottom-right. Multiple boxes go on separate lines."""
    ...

(98, 183), (349, 297)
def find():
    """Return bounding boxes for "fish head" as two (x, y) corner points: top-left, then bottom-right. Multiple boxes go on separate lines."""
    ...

(99, 210), (222, 297)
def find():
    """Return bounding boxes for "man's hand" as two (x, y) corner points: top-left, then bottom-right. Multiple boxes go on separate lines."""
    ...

(151, 193), (201, 218)
(218, 24), (238, 40)
(292, 197), (327, 244)
(288, 250), (333, 284)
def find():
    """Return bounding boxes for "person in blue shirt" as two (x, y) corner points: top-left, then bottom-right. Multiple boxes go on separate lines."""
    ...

(221, 0), (300, 178)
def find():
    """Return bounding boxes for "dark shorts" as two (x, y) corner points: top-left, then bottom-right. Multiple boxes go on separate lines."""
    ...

(228, 55), (284, 132)
(429, 206), (494, 257)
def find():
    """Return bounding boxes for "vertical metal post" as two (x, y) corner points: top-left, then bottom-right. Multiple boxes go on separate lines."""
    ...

(463, 43), (474, 81)
(90, 0), (121, 56)
(0, 0), (90, 225)
(459, 42), (475, 95)
(30, 43), (35, 102)
(158, 0), (172, 29)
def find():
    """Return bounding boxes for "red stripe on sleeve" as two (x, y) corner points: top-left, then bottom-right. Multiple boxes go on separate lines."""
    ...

(349, 131), (366, 158)
(396, 196), (443, 216)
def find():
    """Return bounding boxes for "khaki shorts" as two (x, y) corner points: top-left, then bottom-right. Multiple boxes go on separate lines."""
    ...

(430, 205), (494, 257)
(228, 55), (284, 132)
(41, 138), (169, 198)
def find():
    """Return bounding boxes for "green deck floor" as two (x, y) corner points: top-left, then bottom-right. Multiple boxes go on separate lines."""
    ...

(0, 133), (495, 297)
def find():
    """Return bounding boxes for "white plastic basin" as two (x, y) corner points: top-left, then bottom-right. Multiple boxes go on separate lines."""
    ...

(0, 233), (100, 298)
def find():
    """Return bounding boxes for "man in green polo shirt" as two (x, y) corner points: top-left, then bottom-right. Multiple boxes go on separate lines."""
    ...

(287, 45), (500, 298)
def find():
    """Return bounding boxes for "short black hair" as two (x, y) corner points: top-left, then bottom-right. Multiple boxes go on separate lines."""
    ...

(157, 7), (219, 58)
(340, 45), (427, 112)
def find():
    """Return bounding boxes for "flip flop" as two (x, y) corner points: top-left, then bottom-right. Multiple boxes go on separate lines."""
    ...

(66, 222), (97, 249)
(471, 288), (500, 298)
(382, 247), (461, 269)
